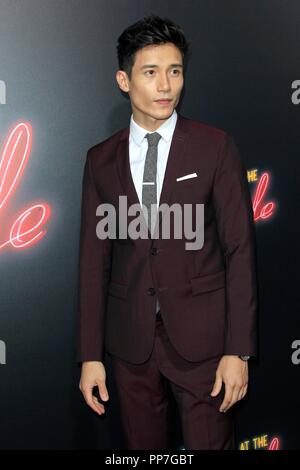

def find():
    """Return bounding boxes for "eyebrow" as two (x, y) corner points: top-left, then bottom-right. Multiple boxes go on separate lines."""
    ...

(140, 63), (183, 70)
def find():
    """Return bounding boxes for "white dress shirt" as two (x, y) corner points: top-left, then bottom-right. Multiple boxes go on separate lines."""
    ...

(129, 109), (178, 207)
(129, 109), (178, 313)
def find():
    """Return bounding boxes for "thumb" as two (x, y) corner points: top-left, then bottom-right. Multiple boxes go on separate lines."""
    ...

(210, 374), (222, 397)
(97, 382), (109, 402)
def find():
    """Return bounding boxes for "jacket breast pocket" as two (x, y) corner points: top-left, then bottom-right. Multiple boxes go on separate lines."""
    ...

(176, 176), (199, 187)
(190, 269), (225, 295)
(108, 281), (128, 299)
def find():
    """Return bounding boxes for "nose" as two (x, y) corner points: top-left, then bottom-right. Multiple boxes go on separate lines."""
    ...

(157, 73), (171, 92)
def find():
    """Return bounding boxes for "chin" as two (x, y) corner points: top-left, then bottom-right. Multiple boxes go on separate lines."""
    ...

(153, 108), (174, 119)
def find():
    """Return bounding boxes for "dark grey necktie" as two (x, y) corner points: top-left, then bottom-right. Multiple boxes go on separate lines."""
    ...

(142, 132), (161, 237)
(142, 132), (161, 314)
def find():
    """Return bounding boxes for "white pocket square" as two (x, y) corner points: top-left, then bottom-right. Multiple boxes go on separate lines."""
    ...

(176, 172), (198, 182)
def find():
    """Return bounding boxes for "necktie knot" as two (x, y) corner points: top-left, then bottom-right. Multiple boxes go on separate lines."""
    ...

(145, 132), (161, 148)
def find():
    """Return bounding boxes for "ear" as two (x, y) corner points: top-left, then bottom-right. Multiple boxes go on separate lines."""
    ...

(116, 70), (130, 93)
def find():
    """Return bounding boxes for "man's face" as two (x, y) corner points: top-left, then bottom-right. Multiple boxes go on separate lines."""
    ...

(116, 42), (184, 130)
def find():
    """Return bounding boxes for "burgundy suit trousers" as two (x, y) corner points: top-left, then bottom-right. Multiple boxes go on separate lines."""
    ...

(110, 312), (235, 450)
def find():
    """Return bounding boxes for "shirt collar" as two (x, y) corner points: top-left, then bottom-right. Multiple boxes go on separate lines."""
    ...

(130, 109), (177, 147)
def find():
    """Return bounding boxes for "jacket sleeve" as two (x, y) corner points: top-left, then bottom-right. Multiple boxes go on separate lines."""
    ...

(76, 149), (112, 363)
(212, 134), (258, 357)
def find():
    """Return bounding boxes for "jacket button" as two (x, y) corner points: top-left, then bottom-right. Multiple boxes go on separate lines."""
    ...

(147, 287), (156, 296)
(151, 247), (158, 255)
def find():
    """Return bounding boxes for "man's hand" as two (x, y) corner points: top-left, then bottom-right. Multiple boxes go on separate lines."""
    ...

(79, 361), (109, 415)
(210, 355), (248, 412)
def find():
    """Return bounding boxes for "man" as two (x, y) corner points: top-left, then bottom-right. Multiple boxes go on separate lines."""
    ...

(77, 14), (258, 450)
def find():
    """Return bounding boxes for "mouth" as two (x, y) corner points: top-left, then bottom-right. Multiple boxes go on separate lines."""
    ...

(154, 99), (172, 105)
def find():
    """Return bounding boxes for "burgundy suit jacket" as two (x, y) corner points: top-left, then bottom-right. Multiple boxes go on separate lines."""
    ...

(76, 113), (258, 364)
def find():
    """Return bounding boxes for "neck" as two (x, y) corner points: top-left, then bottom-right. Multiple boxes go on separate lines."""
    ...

(132, 109), (173, 132)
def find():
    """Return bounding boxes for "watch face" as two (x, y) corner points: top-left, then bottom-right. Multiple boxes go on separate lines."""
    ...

(239, 355), (250, 361)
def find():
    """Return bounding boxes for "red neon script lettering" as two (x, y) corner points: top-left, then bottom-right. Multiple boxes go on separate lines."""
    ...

(268, 437), (280, 450)
(252, 172), (275, 221)
(0, 122), (51, 250)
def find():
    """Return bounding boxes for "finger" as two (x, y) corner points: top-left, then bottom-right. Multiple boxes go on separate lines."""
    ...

(239, 384), (248, 400)
(238, 387), (244, 401)
(97, 381), (109, 402)
(223, 386), (240, 412)
(92, 395), (106, 414)
(88, 393), (105, 414)
(210, 375), (222, 397)
(238, 382), (248, 401)
(83, 388), (105, 415)
(220, 384), (233, 412)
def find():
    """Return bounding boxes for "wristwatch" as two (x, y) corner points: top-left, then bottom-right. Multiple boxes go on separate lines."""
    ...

(239, 355), (250, 361)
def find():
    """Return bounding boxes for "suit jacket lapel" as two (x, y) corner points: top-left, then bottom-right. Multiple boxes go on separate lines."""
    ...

(115, 126), (138, 208)
(157, 112), (188, 208)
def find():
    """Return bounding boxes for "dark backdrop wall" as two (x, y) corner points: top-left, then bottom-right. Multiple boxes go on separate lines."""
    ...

(0, 0), (299, 450)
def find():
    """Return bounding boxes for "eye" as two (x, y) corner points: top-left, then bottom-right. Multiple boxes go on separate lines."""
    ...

(145, 70), (155, 76)
(171, 69), (181, 75)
